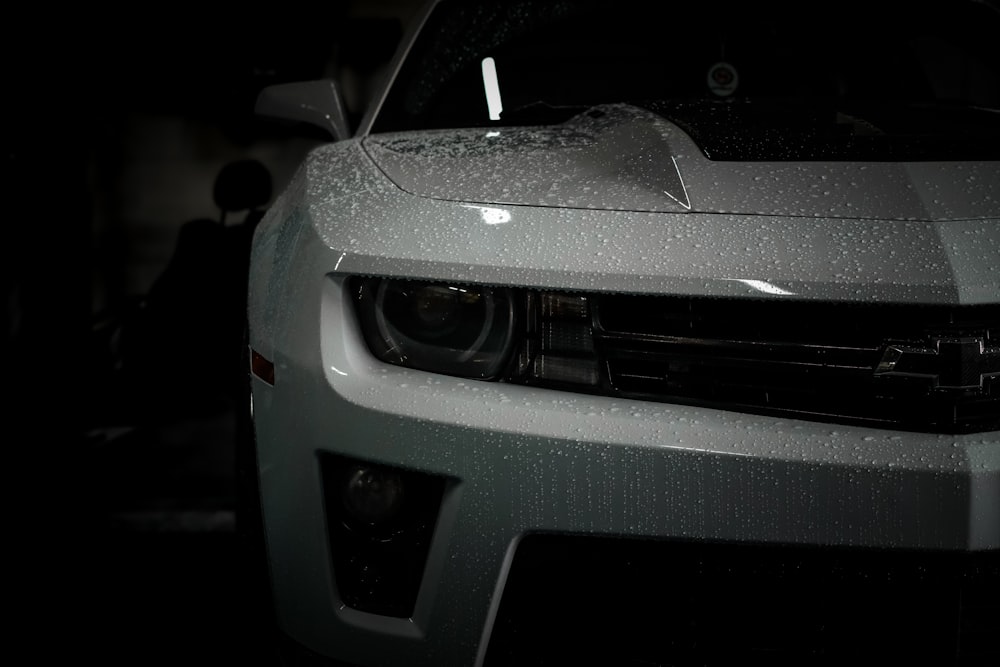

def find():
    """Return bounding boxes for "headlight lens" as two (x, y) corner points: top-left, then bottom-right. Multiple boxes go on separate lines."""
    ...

(354, 278), (517, 379)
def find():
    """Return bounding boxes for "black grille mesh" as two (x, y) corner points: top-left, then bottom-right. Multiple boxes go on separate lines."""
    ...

(513, 294), (1000, 433)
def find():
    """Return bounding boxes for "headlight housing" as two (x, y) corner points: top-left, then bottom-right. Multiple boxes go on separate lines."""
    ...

(353, 277), (517, 379)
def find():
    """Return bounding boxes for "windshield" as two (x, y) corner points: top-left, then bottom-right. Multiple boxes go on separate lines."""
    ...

(370, 0), (1000, 160)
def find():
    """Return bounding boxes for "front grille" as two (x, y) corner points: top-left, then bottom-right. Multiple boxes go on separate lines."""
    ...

(513, 294), (1000, 433)
(350, 276), (1000, 433)
(484, 534), (1000, 666)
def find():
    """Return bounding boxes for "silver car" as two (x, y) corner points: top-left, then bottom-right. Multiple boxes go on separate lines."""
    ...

(243, 0), (1000, 664)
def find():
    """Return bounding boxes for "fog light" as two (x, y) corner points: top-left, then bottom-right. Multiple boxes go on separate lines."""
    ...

(342, 465), (404, 527)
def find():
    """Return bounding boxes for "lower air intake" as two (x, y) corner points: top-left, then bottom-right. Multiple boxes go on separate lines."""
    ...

(484, 534), (1000, 666)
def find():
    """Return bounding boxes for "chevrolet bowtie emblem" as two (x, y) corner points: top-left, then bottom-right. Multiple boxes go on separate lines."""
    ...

(875, 337), (1000, 392)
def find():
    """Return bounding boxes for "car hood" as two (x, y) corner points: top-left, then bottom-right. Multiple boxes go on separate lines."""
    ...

(253, 111), (999, 307)
(363, 104), (999, 221)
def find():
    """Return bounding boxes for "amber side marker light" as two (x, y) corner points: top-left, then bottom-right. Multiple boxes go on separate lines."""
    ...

(250, 349), (275, 385)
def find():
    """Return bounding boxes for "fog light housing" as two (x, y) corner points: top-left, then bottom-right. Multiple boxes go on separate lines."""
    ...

(321, 454), (449, 617)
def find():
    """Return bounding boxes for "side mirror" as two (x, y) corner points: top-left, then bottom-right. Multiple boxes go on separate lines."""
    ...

(255, 79), (351, 141)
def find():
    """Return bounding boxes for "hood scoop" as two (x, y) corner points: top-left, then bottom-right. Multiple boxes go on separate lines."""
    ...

(364, 105), (692, 212)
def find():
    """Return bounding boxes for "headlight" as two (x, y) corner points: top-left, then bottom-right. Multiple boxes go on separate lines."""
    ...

(353, 278), (517, 379)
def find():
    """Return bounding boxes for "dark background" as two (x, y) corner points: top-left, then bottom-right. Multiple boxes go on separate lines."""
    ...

(4, 2), (421, 663)
(6, 3), (997, 664)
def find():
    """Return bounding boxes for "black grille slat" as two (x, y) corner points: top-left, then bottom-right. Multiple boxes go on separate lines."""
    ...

(597, 295), (999, 345)
(599, 332), (881, 368)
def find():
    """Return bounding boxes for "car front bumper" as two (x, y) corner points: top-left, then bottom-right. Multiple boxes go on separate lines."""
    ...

(250, 274), (999, 666)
